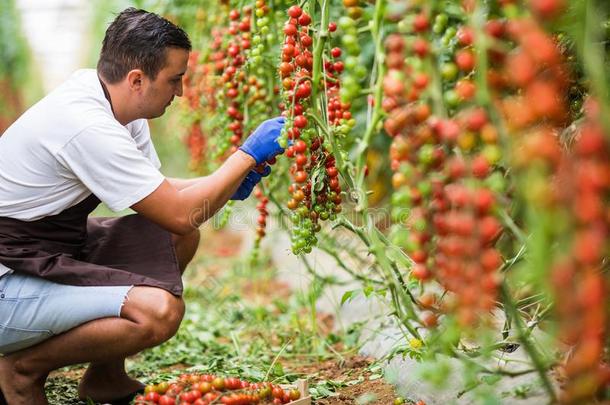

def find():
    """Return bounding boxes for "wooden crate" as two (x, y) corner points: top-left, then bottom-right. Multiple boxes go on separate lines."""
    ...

(281, 379), (311, 405)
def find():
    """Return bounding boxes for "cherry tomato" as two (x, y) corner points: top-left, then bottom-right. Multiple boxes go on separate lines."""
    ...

(284, 24), (297, 36)
(294, 140), (307, 153)
(298, 13), (311, 26)
(159, 395), (176, 405)
(287, 5), (302, 18)
(326, 166), (338, 178)
(295, 171), (308, 183)
(293, 115), (308, 128)
(272, 387), (284, 399)
(212, 377), (226, 391)
(289, 389), (301, 400)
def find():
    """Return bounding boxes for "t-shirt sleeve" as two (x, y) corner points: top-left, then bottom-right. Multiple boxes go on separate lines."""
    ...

(127, 119), (162, 169)
(56, 123), (165, 212)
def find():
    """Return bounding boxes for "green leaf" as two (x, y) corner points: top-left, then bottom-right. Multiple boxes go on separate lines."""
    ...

(341, 290), (356, 305)
(481, 375), (502, 386)
(346, 376), (365, 386)
(315, 384), (336, 397)
(271, 362), (284, 377)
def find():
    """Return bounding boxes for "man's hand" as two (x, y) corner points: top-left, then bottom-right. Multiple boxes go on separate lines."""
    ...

(231, 166), (270, 200)
(239, 117), (285, 165)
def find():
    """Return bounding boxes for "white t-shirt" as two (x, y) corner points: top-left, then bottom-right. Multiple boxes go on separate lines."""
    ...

(0, 69), (165, 222)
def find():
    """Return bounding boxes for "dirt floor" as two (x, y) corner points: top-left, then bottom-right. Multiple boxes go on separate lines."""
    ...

(43, 226), (407, 404)
(47, 357), (400, 404)
(292, 356), (400, 404)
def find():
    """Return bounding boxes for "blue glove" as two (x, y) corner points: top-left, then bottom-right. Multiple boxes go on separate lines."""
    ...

(239, 117), (285, 165)
(230, 166), (271, 200)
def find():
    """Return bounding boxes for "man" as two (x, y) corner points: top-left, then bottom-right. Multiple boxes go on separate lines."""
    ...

(0, 8), (283, 405)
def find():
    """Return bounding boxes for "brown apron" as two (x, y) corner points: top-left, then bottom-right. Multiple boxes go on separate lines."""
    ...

(0, 194), (182, 295)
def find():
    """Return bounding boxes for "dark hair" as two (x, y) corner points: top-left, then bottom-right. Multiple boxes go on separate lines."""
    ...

(97, 8), (191, 83)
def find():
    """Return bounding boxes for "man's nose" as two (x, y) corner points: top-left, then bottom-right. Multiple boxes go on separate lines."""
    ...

(176, 82), (184, 97)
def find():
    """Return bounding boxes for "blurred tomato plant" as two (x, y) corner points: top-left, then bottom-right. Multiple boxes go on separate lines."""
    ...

(144, 0), (610, 402)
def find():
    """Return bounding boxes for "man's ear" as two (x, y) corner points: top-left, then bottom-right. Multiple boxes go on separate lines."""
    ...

(126, 69), (145, 91)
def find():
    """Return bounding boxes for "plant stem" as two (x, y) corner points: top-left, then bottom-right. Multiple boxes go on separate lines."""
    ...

(355, 0), (385, 199)
(311, 0), (329, 102)
(500, 282), (557, 402)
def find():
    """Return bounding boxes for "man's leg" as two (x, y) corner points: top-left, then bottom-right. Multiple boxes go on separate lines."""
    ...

(76, 229), (201, 400)
(0, 286), (184, 404)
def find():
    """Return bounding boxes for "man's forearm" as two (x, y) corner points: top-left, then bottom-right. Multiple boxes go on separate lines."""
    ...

(177, 150), (255, 228)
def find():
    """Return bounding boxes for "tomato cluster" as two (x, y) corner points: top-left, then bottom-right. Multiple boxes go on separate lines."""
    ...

(492, 7), (608, 403)
(181, 51), (213, 171)
(213, 7), (252, 156)
(552, 104), (610, 404)
(335, 14), (367, 105)
(167, 1), (610, 401)
(384, 4), (506, 327)
(250, 187), (269, 262)
(134, 373), (301, 405)
(275, 6), (343, 255)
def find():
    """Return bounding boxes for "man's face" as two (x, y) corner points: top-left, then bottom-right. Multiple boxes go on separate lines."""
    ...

(140, 48), (189, 119)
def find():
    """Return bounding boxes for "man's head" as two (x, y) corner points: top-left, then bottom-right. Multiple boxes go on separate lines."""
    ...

(98, 8), (191, 120)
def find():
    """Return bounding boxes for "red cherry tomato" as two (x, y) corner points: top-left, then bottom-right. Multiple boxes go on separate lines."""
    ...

(294, 140), (307, 153)
(295, 171), (308, 183)
(287, 5), (302, 18)
(284, 24), (298, 36)
(293, 115), (308, 128)
(159, 395), (176, 405)
(298, 13), (311, 25)
(272, 387), (284, 399)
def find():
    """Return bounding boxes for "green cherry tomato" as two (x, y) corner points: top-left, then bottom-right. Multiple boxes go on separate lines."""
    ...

(418, 144), (435, 165)
(341, 34), (358, 49)
(441, 63), (459, 81)
(417, 181), (432, 198)
(391, 191), (411, 207)
(434, 14), (448, 30)
(444, 90), (460, 108)
(338, 16), (355, 30)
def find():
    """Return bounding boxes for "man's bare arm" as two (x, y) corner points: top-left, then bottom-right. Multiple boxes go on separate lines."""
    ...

(167, 177), (200, 191)
(131, 151), (255, 235)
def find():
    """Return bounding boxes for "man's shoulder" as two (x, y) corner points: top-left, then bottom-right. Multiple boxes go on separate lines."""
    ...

(42, 70), (117, 130)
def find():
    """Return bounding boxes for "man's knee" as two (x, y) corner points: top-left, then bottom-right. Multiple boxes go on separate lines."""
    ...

(122, 287), (185, 346)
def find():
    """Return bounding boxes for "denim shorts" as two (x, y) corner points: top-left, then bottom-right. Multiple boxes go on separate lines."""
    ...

(0, 272), (132, 354)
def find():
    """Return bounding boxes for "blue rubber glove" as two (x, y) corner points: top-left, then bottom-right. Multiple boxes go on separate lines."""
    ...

(239, 117), (285, 165)
(230, 166), (271, 200)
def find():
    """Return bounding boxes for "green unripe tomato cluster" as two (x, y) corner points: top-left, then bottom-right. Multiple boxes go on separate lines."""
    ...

(337, 16), (364, 103)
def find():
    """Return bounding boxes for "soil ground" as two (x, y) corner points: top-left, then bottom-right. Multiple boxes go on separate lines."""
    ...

(44, 226), (404, 404)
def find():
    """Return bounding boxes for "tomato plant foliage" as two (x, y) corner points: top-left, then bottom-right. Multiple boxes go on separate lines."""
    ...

(149, 0), (610, 402)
